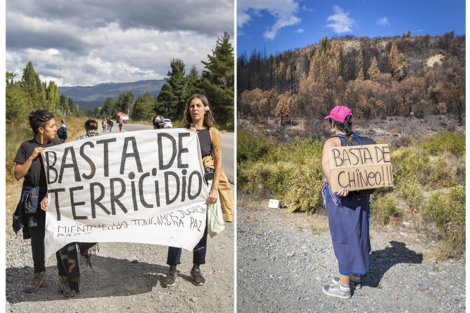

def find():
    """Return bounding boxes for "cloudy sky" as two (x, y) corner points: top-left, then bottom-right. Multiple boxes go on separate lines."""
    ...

(5, 0), (234, 87)
(237, 0), (465, 56)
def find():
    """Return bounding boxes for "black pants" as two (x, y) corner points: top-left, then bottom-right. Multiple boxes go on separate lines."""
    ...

(167, 222), (208, 266)
(29, 192), (62, 273)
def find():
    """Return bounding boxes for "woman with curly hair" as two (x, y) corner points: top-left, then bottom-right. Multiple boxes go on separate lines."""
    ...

(13, 110), (65, 295)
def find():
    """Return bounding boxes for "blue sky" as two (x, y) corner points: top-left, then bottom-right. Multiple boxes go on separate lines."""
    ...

(237, 0), (466, 57)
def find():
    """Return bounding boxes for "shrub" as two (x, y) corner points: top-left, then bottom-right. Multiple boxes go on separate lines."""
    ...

(423, 131), (465, 156)
(237, 130), (269, 163)
(425, 185), (465, 258)
(283, 157), (324, 214)
(398, 177), (424, 211)
(370, 194), (398, 225)
(391, 145), (455, 187)
(265, 137), (323, 164)
(237, 161), (294, 196)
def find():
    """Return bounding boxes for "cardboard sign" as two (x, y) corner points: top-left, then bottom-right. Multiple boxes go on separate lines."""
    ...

(268, 199), (280, 209)
(41, 129), (209, 259)
(327, 144), (393, 193)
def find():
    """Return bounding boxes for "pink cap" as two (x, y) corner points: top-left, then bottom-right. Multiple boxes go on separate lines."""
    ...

(324, 106), (353, 123)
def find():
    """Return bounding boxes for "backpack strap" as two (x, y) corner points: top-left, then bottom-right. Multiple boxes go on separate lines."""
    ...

(328, 134), (348, 146)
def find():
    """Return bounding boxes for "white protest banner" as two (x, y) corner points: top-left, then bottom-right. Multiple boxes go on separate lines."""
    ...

(41, 129), (209, 259)
(327, 144), (394, 193)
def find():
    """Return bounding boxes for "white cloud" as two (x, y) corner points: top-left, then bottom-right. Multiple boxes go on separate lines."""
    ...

(238, 30), (246, 36)
(326, 5), (356, 33)
(238, 0), (301, 40)
(377, 17), (390, 27)
(302, 6), (313, 12)
(295, 29), (304, 33)
(6, 0), (234, 86)
(413, 29), (423, 33)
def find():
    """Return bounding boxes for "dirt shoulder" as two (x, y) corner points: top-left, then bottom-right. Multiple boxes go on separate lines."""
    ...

(237, 203), (465, 313)
(5, 183), (234, 313)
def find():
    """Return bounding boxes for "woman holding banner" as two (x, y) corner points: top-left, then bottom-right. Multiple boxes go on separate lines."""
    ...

(320, 106), (371, 299)
(54, 118), (101, 297)
(12, 110), (64, 294)
(163, 94), (222, 287)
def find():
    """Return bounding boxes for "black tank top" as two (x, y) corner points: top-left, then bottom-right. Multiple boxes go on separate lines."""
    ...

(197, 128), (212, 158)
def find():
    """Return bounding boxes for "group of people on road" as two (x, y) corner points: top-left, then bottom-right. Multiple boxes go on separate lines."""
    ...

(101, 117), (114, 132)
(12, 94), (233, 297)
(100, 117), (124, 133)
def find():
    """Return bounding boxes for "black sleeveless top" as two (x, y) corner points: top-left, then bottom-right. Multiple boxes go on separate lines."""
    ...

(197, 128), (212, 158)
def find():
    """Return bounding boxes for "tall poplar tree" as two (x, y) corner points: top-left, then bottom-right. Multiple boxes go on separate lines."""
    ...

(46, 81), (60, 112)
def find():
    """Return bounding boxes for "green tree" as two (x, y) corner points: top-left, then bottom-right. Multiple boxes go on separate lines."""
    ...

(185, 65), (201, 99)
(68, 98), (75, 115)
(6, 71), (16, 87)
(156, 59), (187, 119)
(46, 81), (60, 112)
(198, 31), (234, 124)
(6, 81), (32, 124)
(59, 94), (68, 115)
(21, 61), (46, 109)
(100, 97), (116, 118)
(131, 94), (144, 120)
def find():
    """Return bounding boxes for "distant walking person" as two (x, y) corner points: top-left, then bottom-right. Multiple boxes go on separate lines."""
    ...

(102, 119), (106, 132)
(321, 106), (370, 299)
(119, 118), (123, 132)
(108, 119), (113, 132)
(106, 117), (110, 131)
(12, 110), (64, 295)
(57, 119), (67, 143)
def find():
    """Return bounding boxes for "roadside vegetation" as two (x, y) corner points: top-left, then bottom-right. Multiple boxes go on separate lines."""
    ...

(237, 129), (465, 259)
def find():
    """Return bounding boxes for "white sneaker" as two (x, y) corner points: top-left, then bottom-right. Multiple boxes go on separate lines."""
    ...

(322, 283), (351, 299)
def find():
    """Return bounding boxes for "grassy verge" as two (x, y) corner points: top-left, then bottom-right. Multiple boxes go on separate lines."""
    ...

(237, 130), (466, 259)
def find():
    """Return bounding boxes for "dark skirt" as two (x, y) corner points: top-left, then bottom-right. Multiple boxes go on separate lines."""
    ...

(324, 189), (371, 275)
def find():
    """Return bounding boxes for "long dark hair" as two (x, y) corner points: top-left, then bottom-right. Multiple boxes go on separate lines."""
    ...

(183, 94), (215, 129)
(28, 110), (54, 135)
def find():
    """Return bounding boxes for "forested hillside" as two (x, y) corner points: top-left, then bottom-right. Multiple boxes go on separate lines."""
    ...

(6, 62), (92, 124)
(238, 32), (465, 123)
(58, 80), (165, 102)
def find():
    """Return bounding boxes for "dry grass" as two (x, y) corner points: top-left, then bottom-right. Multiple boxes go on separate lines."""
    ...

(5, 180), (23, 236)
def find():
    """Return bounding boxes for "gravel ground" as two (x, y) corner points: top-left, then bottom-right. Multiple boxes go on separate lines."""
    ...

(5, 210), (234, 313)
(237, 206), (466, 313)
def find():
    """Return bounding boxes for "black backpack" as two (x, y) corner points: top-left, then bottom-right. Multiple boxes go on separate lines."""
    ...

(331, 133), (377, 198)
(57, 127), (66, 139)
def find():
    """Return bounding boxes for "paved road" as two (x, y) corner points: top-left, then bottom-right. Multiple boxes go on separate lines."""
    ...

(100, 122), (235, 184)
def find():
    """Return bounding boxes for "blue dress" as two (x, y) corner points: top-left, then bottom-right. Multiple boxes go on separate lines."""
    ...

(322, 187), (371, 275)
(322, 135), (371, 275)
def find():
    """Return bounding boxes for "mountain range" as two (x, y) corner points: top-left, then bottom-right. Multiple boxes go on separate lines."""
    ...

(58, 80), (166, 110)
